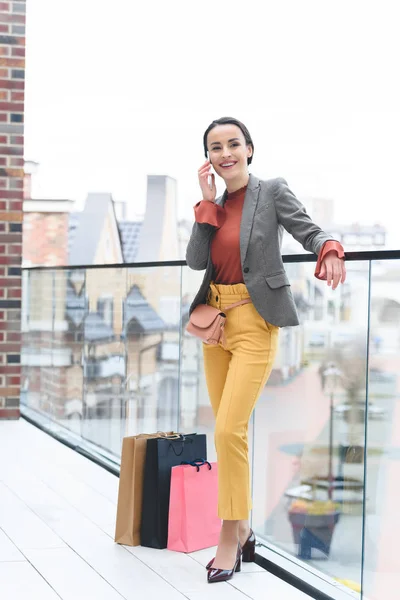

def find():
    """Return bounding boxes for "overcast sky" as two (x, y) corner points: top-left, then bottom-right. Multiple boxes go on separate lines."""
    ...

(24, 0), (400, 247)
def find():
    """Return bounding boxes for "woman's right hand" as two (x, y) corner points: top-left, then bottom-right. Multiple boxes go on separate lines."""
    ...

(198, 160), (216, 202)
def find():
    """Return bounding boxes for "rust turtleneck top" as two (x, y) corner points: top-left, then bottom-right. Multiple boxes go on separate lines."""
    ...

(193, 184), (344, 284)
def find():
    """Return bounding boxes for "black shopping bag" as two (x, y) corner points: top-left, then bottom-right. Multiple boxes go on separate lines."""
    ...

(140, 433), (207, 549)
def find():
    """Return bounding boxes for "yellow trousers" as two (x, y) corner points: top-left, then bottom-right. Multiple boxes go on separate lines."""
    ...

(203, 282), (279, 520)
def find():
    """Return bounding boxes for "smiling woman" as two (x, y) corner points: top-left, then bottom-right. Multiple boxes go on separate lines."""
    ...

(185, 116), (346, 584)
(203, 118), (254, 195)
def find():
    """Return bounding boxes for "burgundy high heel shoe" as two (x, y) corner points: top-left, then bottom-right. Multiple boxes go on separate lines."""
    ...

(207, 543), (241, 584)
(206, 528), (256, 569)
(241, 528), (256, 562)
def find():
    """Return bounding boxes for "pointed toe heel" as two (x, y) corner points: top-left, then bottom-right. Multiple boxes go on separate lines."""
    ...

(207, 545), (241, 584)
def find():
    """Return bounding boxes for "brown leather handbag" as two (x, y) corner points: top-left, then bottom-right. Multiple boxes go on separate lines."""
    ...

(186, 299), (252, 345)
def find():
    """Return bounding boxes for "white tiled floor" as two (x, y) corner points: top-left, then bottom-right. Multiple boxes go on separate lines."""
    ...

(0, 419), (312, 600)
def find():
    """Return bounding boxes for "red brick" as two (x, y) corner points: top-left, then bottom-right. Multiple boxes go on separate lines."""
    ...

(0, 408), (20, 419)
(12, 47), (25, 58)
(0, 332), (3, 341)
(4, 269), (22, 281)
(0, 59), (24, 70)
(0, 191), (23, 199)
(0, 245), (4, 253)
(0, 25), (9, 34)
(0, 157), (6, 164)
(0, 210), (22, 221)
(2, 168), (23, 177)
(10, 91), (23, 103)
(0, 101), (23, 111)
(0, 79), (24, 90)
(0, 311), (3, 319)
(0, 322), (7, 331)
(0, 90), (8, 100)
(0, 201), (6, 209)
(0, 3), (10, 10)
(9, 200), (22, 210)
(0, 255), (21, 265)
(10, 135), (23, 144)
(0, 365), (19, 374)
(8, 243), (22, 253)
(7, 376), (20, 386)
(6, 331), (20, 342)
(7, 288), (21, 299)
(0, 14), (25, 24)
(0, 136), (7, 144)
(0, 343), (19, 352)
(0, 48), (10, 57)
(9, 157), (23, 166)
(0, 234), (22, 244)
(0, 147), (23, 157)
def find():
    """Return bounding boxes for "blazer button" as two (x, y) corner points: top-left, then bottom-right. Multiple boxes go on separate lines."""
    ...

(244, 267), (249, 273)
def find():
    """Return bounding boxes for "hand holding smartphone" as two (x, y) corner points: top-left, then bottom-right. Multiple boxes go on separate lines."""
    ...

(198, 155), (216, 202)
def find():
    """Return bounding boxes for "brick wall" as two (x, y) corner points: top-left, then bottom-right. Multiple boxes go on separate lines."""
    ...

(23, 212), (70, 266)
(0, 0), (25, 419)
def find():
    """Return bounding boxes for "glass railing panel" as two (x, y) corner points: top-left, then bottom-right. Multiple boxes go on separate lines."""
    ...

(251, 259), (370, 598)
(179, 266), (218, 462)
(49, 268), (85, 436)
(21, 264), (183, 459)
(363, 259), (400, 599)
(21, 268), (62, 431)
(122, 265), (182, 440)
(77, 266), (127, 455)
(75, 265), (183, 456)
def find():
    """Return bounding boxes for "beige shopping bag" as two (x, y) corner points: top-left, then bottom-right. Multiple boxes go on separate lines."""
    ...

(114, 432), (175, 546)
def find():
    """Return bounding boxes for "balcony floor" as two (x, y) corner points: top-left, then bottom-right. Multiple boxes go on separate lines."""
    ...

(0, 419), (312, 600)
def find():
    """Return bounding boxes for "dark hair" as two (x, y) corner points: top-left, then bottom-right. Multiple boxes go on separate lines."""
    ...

(203, 117), (254, 165)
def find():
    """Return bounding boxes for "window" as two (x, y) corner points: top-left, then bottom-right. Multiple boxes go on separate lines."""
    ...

(97, 296), (114, 327)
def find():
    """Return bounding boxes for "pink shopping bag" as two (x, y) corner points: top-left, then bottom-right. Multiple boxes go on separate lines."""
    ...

(167, 460), (221, 553)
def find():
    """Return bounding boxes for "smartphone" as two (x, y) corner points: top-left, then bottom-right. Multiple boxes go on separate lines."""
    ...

(207, 152), (214, 189)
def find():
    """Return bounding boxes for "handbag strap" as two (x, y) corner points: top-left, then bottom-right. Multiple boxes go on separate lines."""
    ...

(220, 299), (251, 347)
(224, 298), (252, 312)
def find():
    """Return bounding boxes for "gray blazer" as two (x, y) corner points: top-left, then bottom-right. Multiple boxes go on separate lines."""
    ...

(186, 174), (337, 327)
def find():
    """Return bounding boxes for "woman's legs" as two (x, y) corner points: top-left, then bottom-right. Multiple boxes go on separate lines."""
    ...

(212, 519), (252, 570)
(203, 284), (279, 569)
(238, 519), (251, 546)
(213, 331), (278, 520)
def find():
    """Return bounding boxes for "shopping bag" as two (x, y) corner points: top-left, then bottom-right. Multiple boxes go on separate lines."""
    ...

(140, 433), (207, 549)
(167, 460), (221, 553)
(114, 432), (174, 546)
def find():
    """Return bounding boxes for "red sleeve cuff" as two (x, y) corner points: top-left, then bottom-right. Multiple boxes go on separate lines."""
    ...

(315, 241), (345, 280)
(194, 200), (225, 228)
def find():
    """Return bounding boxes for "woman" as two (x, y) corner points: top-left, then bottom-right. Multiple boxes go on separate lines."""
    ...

(186, 117), (346, 584)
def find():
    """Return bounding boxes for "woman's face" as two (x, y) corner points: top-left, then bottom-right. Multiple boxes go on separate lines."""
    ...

(206, 124), (252, 183)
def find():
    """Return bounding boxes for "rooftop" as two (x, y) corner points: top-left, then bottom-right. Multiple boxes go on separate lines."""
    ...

(118, 221), (143, 263)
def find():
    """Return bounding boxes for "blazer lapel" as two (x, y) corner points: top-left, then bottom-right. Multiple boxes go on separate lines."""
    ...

(240, 173), (260, 265)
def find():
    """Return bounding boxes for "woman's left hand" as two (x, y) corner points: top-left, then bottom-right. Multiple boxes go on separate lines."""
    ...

(319, 250), (346, 290)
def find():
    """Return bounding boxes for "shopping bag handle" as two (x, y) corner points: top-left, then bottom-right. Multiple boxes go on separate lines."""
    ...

(169, 434), (194, 456)
(157, 431), (181, 439)
(180, 458), (211, 472)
